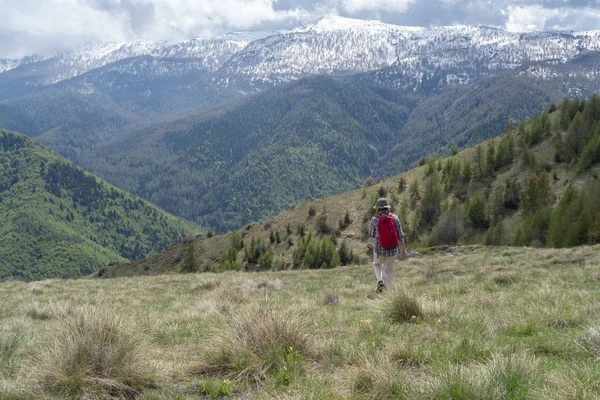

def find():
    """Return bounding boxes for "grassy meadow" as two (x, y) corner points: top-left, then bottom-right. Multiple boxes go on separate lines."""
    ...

(2, 245), (600, 399)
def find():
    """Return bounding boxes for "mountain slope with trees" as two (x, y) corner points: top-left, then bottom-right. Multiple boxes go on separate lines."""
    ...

(0, 129), (198, 281)
(100, 96), (600, 278)
(81, 77), (416, 232)
(79, 72), (568, 233)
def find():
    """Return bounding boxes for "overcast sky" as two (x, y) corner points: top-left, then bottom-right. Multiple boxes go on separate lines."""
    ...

(2, 0), (600, 59)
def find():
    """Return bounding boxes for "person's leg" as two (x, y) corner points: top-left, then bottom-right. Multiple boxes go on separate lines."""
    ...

(382, 256), (396, 287)
(373, 254), (383, 283)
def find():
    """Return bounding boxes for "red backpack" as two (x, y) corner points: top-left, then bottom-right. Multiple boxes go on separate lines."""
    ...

(378, 214), (399, 249)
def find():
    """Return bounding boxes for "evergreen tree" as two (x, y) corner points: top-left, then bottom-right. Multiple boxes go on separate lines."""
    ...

(338, 239), (352, 265)
(180, 244), (200, 273)
(467, 192), (487, 228)
(589, 214), (600, 245)
(485, 139), (496, 177)
(484, 220), (505, 245)
(578, 125), (600, 170)
(429, 199), (463, 245)
(220, 245), (240, 271)
(230, 231), (243, 250)
(474, 145), (485, 178)
(564, 112), (585, 161)
(462, 160), (473, 183)
(409, 180), (421, 208)
(546, 186), (580, 248)
(520, 173), (553, 216)
(420, 172), (443, 227)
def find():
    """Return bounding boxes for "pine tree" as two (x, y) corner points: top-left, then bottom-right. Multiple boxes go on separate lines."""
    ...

(474, 145), (484, 178)
(420, 172), (443, 227)
(338, 239), (352, 265)
(462, 160), (473, 183)
(467, 192), (487, 228)
(564, 112), (585, 161)
(520, 173), (553, 216)
(180, 244), (200, 273)
(589, 214), (600, 245)
(578, 125), (600, 170)
(546, 186), (579, 248)
(409, 180), (421, 208)
(485, 139), (496, 177)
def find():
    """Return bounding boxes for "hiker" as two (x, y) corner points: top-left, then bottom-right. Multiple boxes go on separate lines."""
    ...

(369, 197), (408, 292)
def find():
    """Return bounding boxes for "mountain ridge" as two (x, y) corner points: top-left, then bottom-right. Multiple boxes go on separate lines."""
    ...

(3, 17), (600, 98)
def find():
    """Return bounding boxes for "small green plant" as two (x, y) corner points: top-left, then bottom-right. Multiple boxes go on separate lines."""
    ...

(193, 378), (236, 398)
(274, 346), (304, 387)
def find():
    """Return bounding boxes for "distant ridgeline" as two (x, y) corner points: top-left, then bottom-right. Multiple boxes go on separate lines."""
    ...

(103, 95), (600, 278)
(0, 130), (197, 281)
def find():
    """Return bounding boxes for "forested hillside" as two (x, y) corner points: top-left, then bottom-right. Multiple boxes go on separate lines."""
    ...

(81, 73), (559, 233)
(82, 77), (416, 231)
(0, 130), (198, 281)
(102, 96), (600, 278)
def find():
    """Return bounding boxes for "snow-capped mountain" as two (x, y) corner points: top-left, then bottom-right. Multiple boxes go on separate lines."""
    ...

(2, 15), (600, 95)
(0, 59), (18, 74)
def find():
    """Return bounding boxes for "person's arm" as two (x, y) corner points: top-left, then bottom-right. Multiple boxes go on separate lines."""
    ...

(399, 238), (408, 259)
(394, 214), (408, 258)
(369, 215), (378, 238)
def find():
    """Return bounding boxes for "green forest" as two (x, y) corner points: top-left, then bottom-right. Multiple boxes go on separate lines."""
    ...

(0, 130), (197, 281)
(80, 74), (556, 233)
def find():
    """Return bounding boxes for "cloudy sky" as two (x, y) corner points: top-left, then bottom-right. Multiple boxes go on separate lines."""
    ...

(2, 0), (600, 59)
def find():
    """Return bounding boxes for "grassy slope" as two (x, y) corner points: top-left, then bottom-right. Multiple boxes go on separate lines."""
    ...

(0, 129), (199, 281)
(101, 115), (600, 278)
(2, 245), (600, 398)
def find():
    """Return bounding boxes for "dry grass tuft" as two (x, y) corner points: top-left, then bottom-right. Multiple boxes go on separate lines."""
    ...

(582, 322), (600, 359)
(25, 301), (74, 321)
(492, 271), (516, 286)
(35, 306), (155, 399)
(346, 358), (407, 399)
(427, 353), (540, 399)
(201, 306), (319, 379)
(0, 333), (21, 376)
(382, 290), (424, 324)
(256, 279), (282, 291)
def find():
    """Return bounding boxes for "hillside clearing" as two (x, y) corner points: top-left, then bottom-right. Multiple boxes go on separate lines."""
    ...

(1, 245), (600, 399)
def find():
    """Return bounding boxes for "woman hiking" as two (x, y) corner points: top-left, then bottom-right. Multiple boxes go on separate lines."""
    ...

(369, 197), (408, 292)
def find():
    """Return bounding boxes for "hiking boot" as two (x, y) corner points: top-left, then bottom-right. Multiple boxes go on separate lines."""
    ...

(377, 280), (385, 293)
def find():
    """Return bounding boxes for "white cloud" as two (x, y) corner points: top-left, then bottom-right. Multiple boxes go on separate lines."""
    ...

(504, 4), (600, 32)
(504, 5), (559, 32)
(0, 0), (312, 58)
(337, 0), (416, 13)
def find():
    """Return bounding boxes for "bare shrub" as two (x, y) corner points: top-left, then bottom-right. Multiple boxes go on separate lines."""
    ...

(182, 235), (196, 245)
(324, 295), (340, 306)
(36, 307), (155, 399)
